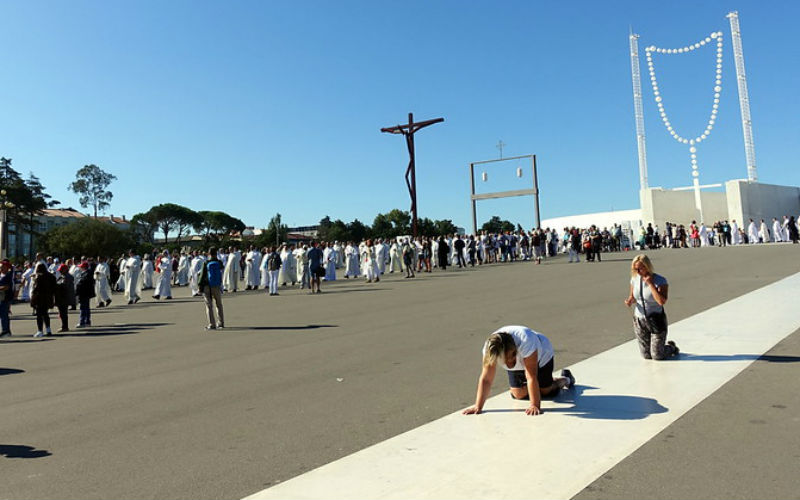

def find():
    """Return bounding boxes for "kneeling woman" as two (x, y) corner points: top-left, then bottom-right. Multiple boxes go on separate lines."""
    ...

(463, 325), (575, 416)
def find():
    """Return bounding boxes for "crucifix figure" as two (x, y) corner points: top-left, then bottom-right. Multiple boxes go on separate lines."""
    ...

(496, 140), (506, 159)
(381, 112), (444, 237)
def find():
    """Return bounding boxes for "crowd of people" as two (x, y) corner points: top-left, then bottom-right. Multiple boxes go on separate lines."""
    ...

(1, 213), (797, 337)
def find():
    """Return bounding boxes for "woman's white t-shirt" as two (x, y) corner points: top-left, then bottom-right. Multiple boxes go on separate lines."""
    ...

(482, 325), (554, 371)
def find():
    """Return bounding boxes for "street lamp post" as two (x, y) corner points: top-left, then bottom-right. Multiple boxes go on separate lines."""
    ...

(0, 189), (15, 260)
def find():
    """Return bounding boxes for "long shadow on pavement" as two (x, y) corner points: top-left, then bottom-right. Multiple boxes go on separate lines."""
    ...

(54, 322), (172, 337)
(679, 353), (800, 363)
(0, 444), (52, 459)
(482, 385), (668, 420)
(0, 368), (25, 376)
(223, 324), (338, 331)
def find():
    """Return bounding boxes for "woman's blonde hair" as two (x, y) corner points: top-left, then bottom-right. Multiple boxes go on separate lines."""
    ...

(483, 331), (516, 367)
(630, 254), (654, 277)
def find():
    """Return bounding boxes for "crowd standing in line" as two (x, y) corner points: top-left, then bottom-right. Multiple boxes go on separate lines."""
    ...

(0, 212), (797, 338)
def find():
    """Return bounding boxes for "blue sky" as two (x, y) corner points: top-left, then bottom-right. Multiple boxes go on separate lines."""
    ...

(1, 1), (797, 231)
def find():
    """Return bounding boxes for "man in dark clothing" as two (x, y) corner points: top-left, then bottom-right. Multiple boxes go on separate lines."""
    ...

(54, 265), (74, 332)
(453, 236), (466, 268)
(307, 241), (324, 294)
(0, 259), (14, 337)
(74, 261), (95, 328)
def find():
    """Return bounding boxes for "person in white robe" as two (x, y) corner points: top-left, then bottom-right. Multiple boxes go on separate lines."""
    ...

(699, 223), (710, 247)
(294, 244), (309, 289)
(20, 262), (34, 302)
(153, 250), (173, 299)
(124, 252), (143, 304)
(781, 216), (791, 242)
(333, 241), (344, 268)
(730, 220), (741, 245)
(189, 251), (205, 296)
(362, 240), (380, 282)
(140, 254), (155, 289)
(758, 219), (769, 244)
(259, 247), (270, 289)
(278, 245), (292, 286)
(94, 257), (112, 307)
(772, 218), (783, 242)
(244, 246), (261, 290)
(343, 242), (359, 278)
(373, 240), (386, 275)
(389, 240), (402, 273)
(323, 244), (337, 281)
(286, 245), (297, 285)
(223, 247), (241, 292)
(176, 252), (190, 286)
(747, 219), (759, 244)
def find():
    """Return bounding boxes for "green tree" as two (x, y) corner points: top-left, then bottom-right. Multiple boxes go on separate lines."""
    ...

(434, 218), (458, 236)
(194, 210), (246, 244)
(129, 210), (159, 244)
(18, 174), (59, 258)
(346, 219), (369, 242)
(254, 213), (288, 248)
(39, 218), (135, 258)
(481, 216), (515, 234)
(68, 164), (116, 218)
(146, 203), (203, 245)
(371, 209), (411, 239)
(317, 215), (350, 242)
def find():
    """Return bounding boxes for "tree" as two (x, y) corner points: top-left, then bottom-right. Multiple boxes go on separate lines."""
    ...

(39, 218), (135, 258)
(68, 164), (117, 218)
(317, 217), (350, 243)
(371, 209), (411, 239)
(129, 210), (159, 244)
(194, 210), (246, 244)
(18, 174), (59, 258)
(434, 218), (458, 236)
(481, 216), (516, 234)
(146, 203), (203, 245)
(346, 219), (369, 243)
(254, 213), (288, 248)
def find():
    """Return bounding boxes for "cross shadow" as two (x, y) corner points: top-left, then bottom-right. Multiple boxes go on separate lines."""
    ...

(0, 444), (52, 459)
(0, 368), (25, 376)
(679, 353), (800, 363)
(0, 338), (56, 343)
(481, 385), (668, 420)
(322, 288), (387, 294)
(224, 324), (338, 331)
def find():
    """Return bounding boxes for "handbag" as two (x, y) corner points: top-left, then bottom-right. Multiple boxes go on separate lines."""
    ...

(640, 278), (667, 333)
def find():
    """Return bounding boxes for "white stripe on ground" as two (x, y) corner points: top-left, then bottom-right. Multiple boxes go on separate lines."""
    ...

(244, 272), (800, 500)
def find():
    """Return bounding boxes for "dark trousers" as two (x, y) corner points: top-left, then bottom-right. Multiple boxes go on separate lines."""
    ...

(79, 297), (91, 326)
(57, 303), (69, 330)
(0, 301), (10, 333)
(35, 306), (51, 331)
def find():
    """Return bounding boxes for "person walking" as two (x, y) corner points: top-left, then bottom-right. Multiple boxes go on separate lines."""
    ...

(198, 247), (224, 330)
(0, 260), (14, 337)
(265, 246), (282, 296)
(307, 241), (324, 294)
(624, 254), (679, 360)
(30, 263), (56, 338)
(74, 262), (95, 328)
(54, 264), (74, 333)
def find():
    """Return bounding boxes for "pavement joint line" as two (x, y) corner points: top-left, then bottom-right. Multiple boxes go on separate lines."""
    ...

(243, 272), (800, 500)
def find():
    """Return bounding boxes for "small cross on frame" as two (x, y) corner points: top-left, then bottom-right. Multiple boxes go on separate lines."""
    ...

(496, 140), (506, 159)
(381, 113), (444, 238)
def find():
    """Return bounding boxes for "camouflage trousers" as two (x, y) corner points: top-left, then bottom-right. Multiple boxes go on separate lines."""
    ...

(633, 316), (677, 360)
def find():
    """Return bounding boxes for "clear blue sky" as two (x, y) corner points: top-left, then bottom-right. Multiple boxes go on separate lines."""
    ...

(1, 1), (797, 231)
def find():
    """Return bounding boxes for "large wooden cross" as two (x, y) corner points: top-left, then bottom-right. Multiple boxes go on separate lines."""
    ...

(381, 113), (444, 237)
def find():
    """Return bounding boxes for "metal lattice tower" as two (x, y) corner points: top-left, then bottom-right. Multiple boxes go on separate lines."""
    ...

(727, 11), (758, 182)
(629, 33), (649, 190)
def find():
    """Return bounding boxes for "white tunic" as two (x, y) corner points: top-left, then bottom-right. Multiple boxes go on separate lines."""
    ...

(140, 259), (155, 289)
(94, 262), (112, 303)
(124, 256), (143, 301)
(154, 256), (173, 298)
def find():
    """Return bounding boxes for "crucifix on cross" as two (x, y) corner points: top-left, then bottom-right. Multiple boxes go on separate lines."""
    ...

(381, 113), (444, 238)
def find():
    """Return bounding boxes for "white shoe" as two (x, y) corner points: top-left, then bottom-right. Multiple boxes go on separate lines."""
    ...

(34, 331), (44, 338)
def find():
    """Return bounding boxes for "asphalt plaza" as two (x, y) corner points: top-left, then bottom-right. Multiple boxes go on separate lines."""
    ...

(2, 244), (799, 499)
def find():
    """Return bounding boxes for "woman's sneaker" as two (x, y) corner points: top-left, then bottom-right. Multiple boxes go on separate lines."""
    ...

(561, 369), (576, 389)
(668, 340), (680, 357)
(33, 331), (44, 338)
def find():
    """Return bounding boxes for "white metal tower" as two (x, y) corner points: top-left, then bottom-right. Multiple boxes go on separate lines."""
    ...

(629, 33), (649, 190)
(727, 11), (758, 182)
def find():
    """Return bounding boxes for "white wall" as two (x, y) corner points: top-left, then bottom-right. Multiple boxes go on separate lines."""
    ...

(640, 188), (728, 228)
(540, 209), (642, 231)
(726, 180), (800, 226)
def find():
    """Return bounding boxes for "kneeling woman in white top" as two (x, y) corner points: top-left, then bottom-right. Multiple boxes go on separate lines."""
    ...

(463, 325), (575, 416)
